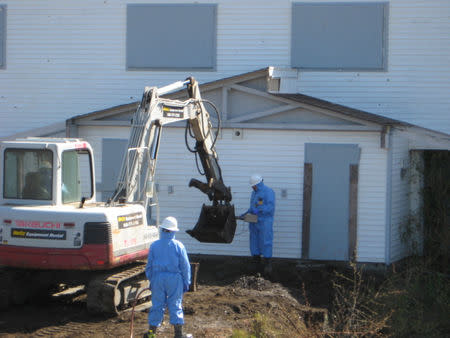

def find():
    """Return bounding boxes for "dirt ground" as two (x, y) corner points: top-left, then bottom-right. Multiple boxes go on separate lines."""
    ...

(0, 256), (332, 338)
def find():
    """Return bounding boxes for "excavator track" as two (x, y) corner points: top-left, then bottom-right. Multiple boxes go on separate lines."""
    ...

(0, 267), (46, 310)
(87, 262), (151, 315)
(0, 268), (12, 310)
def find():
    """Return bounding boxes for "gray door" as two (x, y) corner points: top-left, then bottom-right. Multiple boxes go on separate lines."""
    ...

(302, 143), (360, 261)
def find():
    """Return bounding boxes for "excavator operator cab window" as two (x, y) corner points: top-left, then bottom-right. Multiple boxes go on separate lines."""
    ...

(3, 148), (53, 200)
(61, 149), (93, 204)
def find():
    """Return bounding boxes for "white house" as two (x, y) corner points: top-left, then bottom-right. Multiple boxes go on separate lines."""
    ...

(0, 1), (449, 264)
(63, 68), (450, 264)
(0, 0), (449, 138)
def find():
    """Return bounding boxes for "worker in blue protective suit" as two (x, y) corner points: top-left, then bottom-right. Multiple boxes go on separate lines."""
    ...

(144, 216), (191, 338)
(241, 174), (275, 275)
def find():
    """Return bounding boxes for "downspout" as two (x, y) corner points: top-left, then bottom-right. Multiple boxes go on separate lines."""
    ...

(384, 126), (393, 265)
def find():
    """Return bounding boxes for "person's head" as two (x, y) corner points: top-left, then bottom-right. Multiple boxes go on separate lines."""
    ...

(160, 216), (179, 232)
(39, 161), (53, 187)
(40, 160), (52, 169)
(249, 174), (263, 191)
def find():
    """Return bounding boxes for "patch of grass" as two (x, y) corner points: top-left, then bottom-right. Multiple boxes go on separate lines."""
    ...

(231, 313), (282, 338)
(231, 329), (255, 338)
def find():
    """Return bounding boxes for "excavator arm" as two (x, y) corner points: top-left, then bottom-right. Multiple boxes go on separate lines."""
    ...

(110, 77), (236, 243)
(184, 77), (232, 204)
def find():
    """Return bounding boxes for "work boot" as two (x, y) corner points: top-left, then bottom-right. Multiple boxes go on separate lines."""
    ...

(252, 255), (261, 263)
(173, 324), (193, 338)
(174, 324), (183, 338)
(263, 257), (272, 276)
(143, 325), (157, 338)
(251, 255), (261, 273)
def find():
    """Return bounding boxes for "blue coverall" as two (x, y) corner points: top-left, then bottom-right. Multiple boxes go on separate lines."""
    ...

(145, 230), (191, 326)
(245, 181), (275, 258)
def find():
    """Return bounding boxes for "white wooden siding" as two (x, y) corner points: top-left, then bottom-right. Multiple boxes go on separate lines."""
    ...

(79, 125), (388, 261)
(1, 0), (449, 139)
(296, 0), (450, 134)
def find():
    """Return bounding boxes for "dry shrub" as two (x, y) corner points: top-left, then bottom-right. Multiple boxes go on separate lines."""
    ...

(328, 263), (391, 337)
(231, 313), (279, 338)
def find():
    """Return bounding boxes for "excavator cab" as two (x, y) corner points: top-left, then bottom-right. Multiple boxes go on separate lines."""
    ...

(1, 138), (95, 206)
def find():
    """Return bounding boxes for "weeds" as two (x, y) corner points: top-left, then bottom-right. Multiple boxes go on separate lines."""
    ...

(231, 328), (256, 338)
(382, 258), (450, 337)
(385, 151), (450, 336)
(231, 260), (449, 337)
(326, 259), (449, 337)
(231, 313), (281, 338)
(328, 263), (391, 336)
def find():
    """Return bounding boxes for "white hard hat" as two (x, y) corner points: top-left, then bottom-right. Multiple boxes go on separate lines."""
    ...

(249, 174), (263, 186)
(160, 216), (179, 232)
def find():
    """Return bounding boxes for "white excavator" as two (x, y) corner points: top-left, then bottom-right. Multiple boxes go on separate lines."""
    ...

(0, 77), (236, 314)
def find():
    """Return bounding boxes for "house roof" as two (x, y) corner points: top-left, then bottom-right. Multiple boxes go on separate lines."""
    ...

(68, 67), (449, 150)
(274, 93), (410, 127)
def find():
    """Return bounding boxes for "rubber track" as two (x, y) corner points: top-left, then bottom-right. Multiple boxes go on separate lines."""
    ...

(87, 262), (150, 315)
(0, 268), (11, 310)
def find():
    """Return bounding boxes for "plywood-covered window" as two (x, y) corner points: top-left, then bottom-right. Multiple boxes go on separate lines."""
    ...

(291, 2), (388, 71)
(126, 4), (217, 70)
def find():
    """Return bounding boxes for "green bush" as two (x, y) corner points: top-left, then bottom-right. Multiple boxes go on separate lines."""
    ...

(382, 259), (450, 337)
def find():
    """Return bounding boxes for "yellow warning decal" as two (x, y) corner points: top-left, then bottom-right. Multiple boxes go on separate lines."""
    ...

(117, 212), (144, 229)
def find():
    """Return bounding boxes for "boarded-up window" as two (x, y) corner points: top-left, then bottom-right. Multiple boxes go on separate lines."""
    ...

(126, 4), (217, 70)
(291, 2), (388, 70)
(0, 5), (6, 68)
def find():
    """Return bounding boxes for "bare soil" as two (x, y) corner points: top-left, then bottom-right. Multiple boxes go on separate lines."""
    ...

(0, 256), (332, 338)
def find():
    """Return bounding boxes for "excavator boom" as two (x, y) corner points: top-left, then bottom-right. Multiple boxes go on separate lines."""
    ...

(110, 77), (236, 243)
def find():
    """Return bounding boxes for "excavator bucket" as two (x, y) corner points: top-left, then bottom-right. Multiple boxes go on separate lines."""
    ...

(186, 204), (237, 243)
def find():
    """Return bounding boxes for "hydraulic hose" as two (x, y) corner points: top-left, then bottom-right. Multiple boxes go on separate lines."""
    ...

(129, 287), (151, 338)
